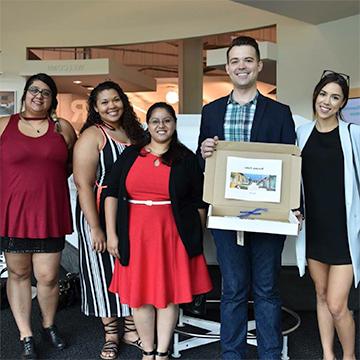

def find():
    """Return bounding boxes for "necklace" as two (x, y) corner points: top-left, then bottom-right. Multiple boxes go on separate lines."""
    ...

(20, 116), (48, 134)
(21, 115), (48, 121)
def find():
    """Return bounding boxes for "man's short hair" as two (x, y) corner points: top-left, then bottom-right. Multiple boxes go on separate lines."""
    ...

(226, 36), (261, 63)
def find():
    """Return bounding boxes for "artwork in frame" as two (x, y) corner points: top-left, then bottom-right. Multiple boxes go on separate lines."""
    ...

(224, 157), (282, 203)
(0, 91), (16, 117)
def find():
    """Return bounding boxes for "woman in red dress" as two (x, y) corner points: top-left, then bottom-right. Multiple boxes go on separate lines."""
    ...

(105, 102), (212, 359)
(0, 73), (76, 359)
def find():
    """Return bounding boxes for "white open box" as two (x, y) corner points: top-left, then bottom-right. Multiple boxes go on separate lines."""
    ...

(203, 141), (302, 236)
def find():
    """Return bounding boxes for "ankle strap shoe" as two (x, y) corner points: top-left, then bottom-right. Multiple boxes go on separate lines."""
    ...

(143, 349), (156, 357)
(156, 350), (170, 357)
(21, 336), (37, 359)
(42, 325), (66, 350)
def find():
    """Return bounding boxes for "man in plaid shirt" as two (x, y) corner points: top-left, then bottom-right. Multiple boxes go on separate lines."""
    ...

(196, 36), (296, 360)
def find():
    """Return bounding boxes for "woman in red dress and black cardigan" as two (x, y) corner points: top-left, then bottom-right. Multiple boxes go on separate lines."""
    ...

(105, 102), (212, 360)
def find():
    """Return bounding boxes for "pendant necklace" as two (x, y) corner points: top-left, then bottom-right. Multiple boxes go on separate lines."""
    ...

(20, 116), (48, 134)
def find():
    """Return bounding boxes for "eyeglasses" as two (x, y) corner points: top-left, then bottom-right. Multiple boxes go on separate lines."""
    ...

(321, 70), (350, 85)
(148, 118), (174, 126)
(28, 86), (52, 98)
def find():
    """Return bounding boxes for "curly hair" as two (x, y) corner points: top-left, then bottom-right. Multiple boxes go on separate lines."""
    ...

(80, 81), (144, 144)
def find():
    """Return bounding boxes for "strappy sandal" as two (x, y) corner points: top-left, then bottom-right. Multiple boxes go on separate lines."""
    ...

(156, 350), (170, 359)
(121, 317), (142, 350)
(100, 319), (119, 360)
(142, 349), (155, 359)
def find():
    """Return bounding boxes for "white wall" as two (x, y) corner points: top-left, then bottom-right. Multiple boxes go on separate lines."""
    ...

(277, 15), (360, 118)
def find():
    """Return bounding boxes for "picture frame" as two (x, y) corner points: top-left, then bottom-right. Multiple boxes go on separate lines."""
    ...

(0, 91), (16, 117)
(225, 157), (282, 203)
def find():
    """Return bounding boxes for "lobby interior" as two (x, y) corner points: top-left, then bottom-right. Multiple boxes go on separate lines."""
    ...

(1, 1), (359, 359)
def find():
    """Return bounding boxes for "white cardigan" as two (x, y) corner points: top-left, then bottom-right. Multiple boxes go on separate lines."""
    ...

(296, 120), (360, 287)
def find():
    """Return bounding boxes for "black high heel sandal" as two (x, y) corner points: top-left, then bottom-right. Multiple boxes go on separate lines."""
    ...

(100, 319), (119, 360)
(121, 317), (142, 350)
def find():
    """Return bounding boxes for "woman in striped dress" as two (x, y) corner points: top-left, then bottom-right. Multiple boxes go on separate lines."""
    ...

(73, 81), (144, 360)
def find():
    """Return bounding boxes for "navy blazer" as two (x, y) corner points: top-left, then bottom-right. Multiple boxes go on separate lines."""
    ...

(196, 93), (296, 170)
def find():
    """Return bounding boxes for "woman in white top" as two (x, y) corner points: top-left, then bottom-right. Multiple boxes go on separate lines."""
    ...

(296, 70), (360, 360)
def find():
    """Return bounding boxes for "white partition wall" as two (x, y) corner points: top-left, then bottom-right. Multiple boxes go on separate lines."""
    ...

(176, 114), (202, 152)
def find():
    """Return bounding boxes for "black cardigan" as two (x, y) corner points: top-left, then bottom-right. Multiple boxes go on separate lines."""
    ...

(106, 145), (207, 266)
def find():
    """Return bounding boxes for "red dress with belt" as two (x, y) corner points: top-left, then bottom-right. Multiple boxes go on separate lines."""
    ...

(109, 152), (212, 308)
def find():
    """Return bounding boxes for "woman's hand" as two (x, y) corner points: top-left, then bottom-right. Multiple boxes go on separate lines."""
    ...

(90, 226), (106, 253)
(104, 197), (120, 259)
(107, 235), (120, 259)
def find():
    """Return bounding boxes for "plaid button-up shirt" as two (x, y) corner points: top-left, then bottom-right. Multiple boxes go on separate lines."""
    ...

(223, 91), (258, 142)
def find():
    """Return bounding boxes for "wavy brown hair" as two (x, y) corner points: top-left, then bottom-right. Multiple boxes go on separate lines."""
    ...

(81, 81), (144, 144)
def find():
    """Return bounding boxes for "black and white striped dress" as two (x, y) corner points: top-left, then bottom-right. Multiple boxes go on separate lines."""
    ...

(76, 126), (131, 317)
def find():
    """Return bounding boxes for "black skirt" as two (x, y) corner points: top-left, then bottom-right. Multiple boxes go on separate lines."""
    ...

(0, 236), (65, 253)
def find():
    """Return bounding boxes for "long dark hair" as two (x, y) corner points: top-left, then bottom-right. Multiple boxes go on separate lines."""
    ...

(81, 81), (144, 144)
(142, 102), (189, 165)
(312, 72), (349, 121)
(21, 73), (61, 131)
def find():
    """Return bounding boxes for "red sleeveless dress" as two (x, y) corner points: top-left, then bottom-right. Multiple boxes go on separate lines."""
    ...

(0, 114), (73, 239)
(109, 153), (212, 309)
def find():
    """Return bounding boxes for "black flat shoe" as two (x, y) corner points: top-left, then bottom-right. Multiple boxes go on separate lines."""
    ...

(21, 336), (37, 359)
(42, 325), (66, 350)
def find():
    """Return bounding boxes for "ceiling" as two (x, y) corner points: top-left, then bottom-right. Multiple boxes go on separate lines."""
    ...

(23, 1), (359, 118)
(28, 27), (276, 86)
(27, 26), (277, 100)
(232, 0), (360, 24)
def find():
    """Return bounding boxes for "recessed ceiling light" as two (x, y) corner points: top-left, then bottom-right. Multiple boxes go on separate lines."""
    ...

(73, 80), (82, 84)
(165, 90), (179, 104)
(87, 87), (94, 91)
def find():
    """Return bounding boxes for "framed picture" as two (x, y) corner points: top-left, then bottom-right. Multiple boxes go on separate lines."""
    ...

(0, 91), (16, 117)
(225, 157), (282, 203)
(343, 97), (360, 125)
